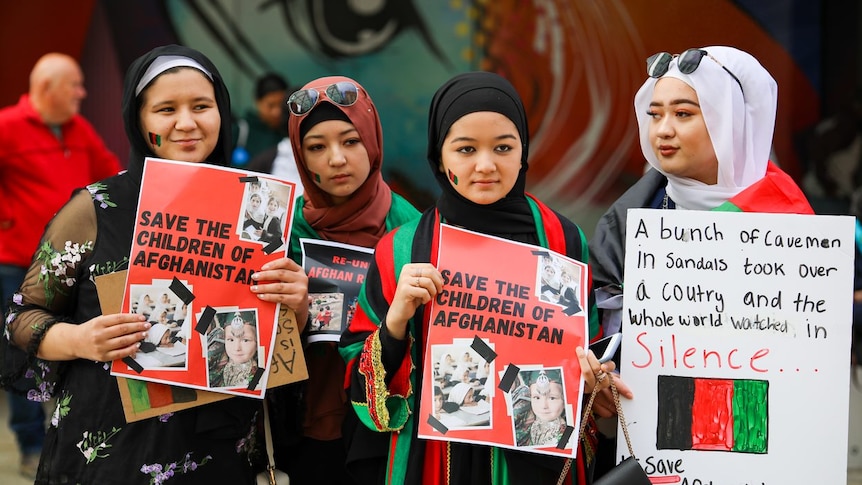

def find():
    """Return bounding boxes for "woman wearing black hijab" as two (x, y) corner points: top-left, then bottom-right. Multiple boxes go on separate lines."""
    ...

(339, 71), (610, 484)
(0, 44), (308, 484)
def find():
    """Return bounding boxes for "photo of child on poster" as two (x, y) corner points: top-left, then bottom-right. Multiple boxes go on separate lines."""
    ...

(300, 239), (373, 344)
(508, 367), (573, 449)
(237, 177), (293, 252)
(206, 309), (262, 390)
(128, 281), (192, 369)
(536, 254), (584, 316)
(428, 339), (494, 430)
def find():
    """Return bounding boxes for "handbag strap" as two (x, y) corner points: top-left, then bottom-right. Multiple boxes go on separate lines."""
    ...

(588, 375), (636, 458)
(557, 374), (635, 485)
(262, 399), (278, 482)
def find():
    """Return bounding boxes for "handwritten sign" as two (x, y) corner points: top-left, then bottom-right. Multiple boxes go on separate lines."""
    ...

(619, 209), (854, 484)
(417, 224), (589, 458)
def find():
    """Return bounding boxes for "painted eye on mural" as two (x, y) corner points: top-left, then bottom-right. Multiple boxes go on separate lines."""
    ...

(174, 0), (449, 74)
(276, 0), (447, 61)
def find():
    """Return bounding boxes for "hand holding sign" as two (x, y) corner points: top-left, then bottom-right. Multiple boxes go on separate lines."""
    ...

(42, 313), (150, 362)
(387, 263), (443, 340)
(251, 256), (309, 330)
(576, 345), (634, 418)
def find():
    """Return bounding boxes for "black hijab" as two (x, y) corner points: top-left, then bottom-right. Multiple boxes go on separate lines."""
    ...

(427, 71), (536, 242)
(121, 44), (233, 182)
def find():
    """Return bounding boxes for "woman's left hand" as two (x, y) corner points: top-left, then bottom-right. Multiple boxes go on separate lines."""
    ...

(251, 257), (309, 327)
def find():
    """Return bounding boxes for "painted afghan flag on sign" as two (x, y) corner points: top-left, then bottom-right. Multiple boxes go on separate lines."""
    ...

(657, 375), (768, 453)
(126, 379), (198, 412)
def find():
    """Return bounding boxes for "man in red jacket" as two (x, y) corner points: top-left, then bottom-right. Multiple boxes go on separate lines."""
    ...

(0, 52), (120, 479)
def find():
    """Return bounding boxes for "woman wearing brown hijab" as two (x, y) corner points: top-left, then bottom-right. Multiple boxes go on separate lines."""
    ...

(267, 76), (419, 484)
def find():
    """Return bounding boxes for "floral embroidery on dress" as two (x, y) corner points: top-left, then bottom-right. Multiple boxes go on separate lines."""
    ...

(24, 360), (54, 402)
(36, 240), (94, 307)
(88, 257), (129, 280)
(76, 427), (121, 464)
(140, 452), (212, 484)
(5, 293), (22, 339)
(51, 391), (72, 427)
(87, 182), (117, 209)
(235, 413), (259, 456)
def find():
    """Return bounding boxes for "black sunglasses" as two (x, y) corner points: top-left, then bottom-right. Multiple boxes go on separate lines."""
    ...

(646, 49), (744, 98)
(286, 81), (360, 116)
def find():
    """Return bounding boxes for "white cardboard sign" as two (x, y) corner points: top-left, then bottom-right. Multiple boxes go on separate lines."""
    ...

(619, 209), (854, 485)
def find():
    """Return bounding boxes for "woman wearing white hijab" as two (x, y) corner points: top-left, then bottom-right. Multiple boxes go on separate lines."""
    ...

(591, 45), (813, 336)
(588, 45), (814, 480)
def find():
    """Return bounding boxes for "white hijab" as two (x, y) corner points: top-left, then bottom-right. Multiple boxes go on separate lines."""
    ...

(448, 382), (473, 405)
(146, 323), (170, 347)
(634, 46), (777, 210)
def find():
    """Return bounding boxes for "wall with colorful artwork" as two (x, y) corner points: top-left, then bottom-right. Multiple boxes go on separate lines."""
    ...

(2, 0), (852, 226)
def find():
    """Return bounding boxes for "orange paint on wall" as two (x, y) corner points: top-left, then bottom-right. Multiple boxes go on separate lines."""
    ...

(481, 0), (818, 200)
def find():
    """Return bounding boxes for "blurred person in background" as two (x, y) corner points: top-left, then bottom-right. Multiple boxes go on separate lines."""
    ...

(231, 72), (289, 167)
(0, 52), (120, 479)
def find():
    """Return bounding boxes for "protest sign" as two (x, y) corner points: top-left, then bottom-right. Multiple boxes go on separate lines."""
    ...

(619, 209), (854, 484)
(300, 239), (373, 344)
(111, 158), (296, 399)
(417, 224), (589, 458)
(97, 269), (307, 422)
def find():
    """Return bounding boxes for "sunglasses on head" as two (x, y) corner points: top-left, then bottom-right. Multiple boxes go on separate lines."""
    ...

(646, 49), (745, 98)
(286, 81), (359, 116)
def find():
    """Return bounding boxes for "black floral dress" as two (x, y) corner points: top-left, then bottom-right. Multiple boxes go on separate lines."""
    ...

(2, 173), (260, 484)
(0, 42), (265, 485)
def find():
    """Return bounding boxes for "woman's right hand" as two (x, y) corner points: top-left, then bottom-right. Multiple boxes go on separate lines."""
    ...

(385, 263), (443, 340)
(39, 314), (150, 362)
(576, 346), (635, 418)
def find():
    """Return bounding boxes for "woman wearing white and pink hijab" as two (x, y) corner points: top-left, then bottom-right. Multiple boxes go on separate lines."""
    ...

(589, 45), (814, 480)
(592, 45), (813, 337)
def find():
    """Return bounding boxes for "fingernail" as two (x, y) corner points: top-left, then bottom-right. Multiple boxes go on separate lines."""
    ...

(250, 285), (258, 292)
(251, 273), (259, 280)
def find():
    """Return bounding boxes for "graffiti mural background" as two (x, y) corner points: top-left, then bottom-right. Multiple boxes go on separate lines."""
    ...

(0, 0), (829, 228)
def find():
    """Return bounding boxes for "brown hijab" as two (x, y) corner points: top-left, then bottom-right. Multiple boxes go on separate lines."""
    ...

(288, 75), (392, 247)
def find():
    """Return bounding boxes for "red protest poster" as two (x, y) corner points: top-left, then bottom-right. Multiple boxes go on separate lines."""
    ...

(417, 224), (589, 458)
(110, 158), (296, 399)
